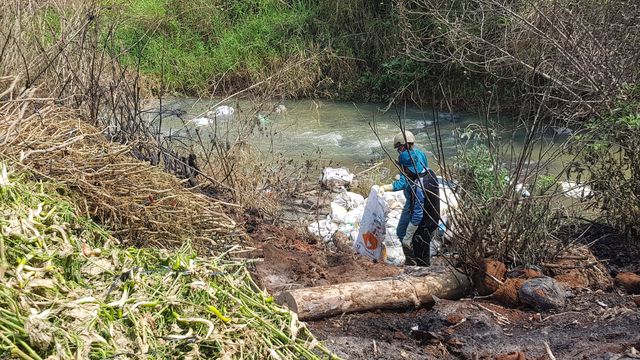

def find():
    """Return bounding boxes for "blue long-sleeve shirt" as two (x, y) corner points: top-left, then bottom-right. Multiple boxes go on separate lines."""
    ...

(392, 148), (429, 226)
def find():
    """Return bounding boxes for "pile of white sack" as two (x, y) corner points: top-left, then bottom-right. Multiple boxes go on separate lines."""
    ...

(308, 175), (459, 265)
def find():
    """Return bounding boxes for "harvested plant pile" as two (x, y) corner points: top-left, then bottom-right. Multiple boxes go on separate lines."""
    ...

(0, 163), (332, 359)
(0, 105), (236, 248)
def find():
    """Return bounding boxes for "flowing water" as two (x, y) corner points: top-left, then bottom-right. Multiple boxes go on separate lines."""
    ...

(146, 97), (567, 174)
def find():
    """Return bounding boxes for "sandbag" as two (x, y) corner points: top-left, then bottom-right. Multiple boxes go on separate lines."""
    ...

(333, 191), (365, 210)
(307, 217), (336, 243)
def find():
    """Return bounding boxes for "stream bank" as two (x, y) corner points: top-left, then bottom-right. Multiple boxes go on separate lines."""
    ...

(243, 179), (640, 360)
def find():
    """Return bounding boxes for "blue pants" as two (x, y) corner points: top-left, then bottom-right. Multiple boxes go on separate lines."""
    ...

(396, 204), (411, 240)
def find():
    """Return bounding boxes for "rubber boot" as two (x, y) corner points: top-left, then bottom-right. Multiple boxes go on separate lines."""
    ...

(412, 233), (431, 266)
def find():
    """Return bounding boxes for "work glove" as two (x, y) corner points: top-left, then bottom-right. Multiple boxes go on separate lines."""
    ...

(402, 222), (419, 249)
(378, 184), (393, 194)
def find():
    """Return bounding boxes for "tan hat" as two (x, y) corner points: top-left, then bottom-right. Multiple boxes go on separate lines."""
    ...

(393, 131), (415, 148)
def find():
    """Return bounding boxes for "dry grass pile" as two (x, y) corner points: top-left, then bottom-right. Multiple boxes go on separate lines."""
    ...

(0, 104), (237, 248)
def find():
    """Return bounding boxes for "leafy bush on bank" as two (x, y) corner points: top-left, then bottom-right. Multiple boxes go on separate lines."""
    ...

(571, 88), (640, 239)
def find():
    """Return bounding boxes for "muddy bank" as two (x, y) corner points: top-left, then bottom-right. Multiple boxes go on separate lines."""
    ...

(247, 222), (401, 293)
(242, 186), (640, 360)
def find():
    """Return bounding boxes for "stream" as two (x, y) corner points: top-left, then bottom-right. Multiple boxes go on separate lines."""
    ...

(145, 97), (569, 175)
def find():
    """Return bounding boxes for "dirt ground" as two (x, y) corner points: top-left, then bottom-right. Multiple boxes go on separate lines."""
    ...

(308, 290), (640, 360)
(242, 193), (640, 360)
(248, 222), (400, 293)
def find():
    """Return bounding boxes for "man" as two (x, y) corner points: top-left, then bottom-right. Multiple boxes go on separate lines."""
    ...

(380, 131), (440, 266)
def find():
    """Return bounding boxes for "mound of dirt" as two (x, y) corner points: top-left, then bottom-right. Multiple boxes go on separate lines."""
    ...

(546, 246), (613, 290)
(615, 272), (640, 294)
(492, 278), (527, 308)
(249, 222), (400, 294)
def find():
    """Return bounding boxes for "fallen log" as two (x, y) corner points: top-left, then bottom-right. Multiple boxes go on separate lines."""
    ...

(276, 266), (470, 320)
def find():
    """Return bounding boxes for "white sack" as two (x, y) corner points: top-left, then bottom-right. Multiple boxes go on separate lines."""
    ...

(320, 167), (354, 189)
(333, 191), (365, 210)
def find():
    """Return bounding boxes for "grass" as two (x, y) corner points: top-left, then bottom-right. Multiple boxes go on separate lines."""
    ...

(108, 0), (314, 94)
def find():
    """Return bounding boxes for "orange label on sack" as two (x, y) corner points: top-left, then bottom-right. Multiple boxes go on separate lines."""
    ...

(363, 232), (379, 250)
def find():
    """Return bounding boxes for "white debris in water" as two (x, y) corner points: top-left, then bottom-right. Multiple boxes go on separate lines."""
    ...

(209, 105), (235, 117)
(191, 116), (212, 127)
(554, 127), (573, 136)
(515, 183), (531, 197)
(561, 181), (593, 199)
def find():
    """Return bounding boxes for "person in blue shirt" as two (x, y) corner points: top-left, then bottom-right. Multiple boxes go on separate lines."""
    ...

(381, 131), (440, 266)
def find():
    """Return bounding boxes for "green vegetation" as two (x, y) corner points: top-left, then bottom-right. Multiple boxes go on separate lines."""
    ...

(109, 0), (314, 94)
(573, 89), (640, 238)
(104, 0), (423, 100)
(0, 163), (331, 359)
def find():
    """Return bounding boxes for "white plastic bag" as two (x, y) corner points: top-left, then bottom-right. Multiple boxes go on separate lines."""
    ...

(355, 187), (405, 266)
(382, 233), (405, 266)
(354, 187), (386, 261)
(307, 217), (336, 243)
(320, 167), (354, 189)
(333, 191), (365, 210)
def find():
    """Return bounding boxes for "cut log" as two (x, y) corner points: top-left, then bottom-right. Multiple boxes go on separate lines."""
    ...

(276, 267), (470, 320)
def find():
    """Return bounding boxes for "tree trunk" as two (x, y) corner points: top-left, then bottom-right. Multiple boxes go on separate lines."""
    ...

(276, 267), (470, 320)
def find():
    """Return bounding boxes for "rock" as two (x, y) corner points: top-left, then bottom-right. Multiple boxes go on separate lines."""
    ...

(518, 277), (568, 311)
(615, 272), (640, 294)
(492, 278), (526, 307)
(472, 259), (507, 296)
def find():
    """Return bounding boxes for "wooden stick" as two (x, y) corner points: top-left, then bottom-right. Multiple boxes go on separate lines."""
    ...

(355, 162), (384, 176)
(544, 341), (557, 360)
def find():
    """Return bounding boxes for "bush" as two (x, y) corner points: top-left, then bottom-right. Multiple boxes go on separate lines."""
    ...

(110, 0), (315, 95)
(443, 125), (574, 267)
(571, 89), (640, 238)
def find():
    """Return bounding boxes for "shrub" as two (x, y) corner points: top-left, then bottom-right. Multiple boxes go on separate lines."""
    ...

(571, 89), (640, 238)
(442, 124), (575, 267)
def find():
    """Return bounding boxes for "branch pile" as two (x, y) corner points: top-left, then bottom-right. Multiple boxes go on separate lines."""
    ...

(0, 105), (236, 249)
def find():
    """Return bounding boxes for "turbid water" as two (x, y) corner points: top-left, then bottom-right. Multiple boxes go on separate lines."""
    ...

(144, 97), (568, 175)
